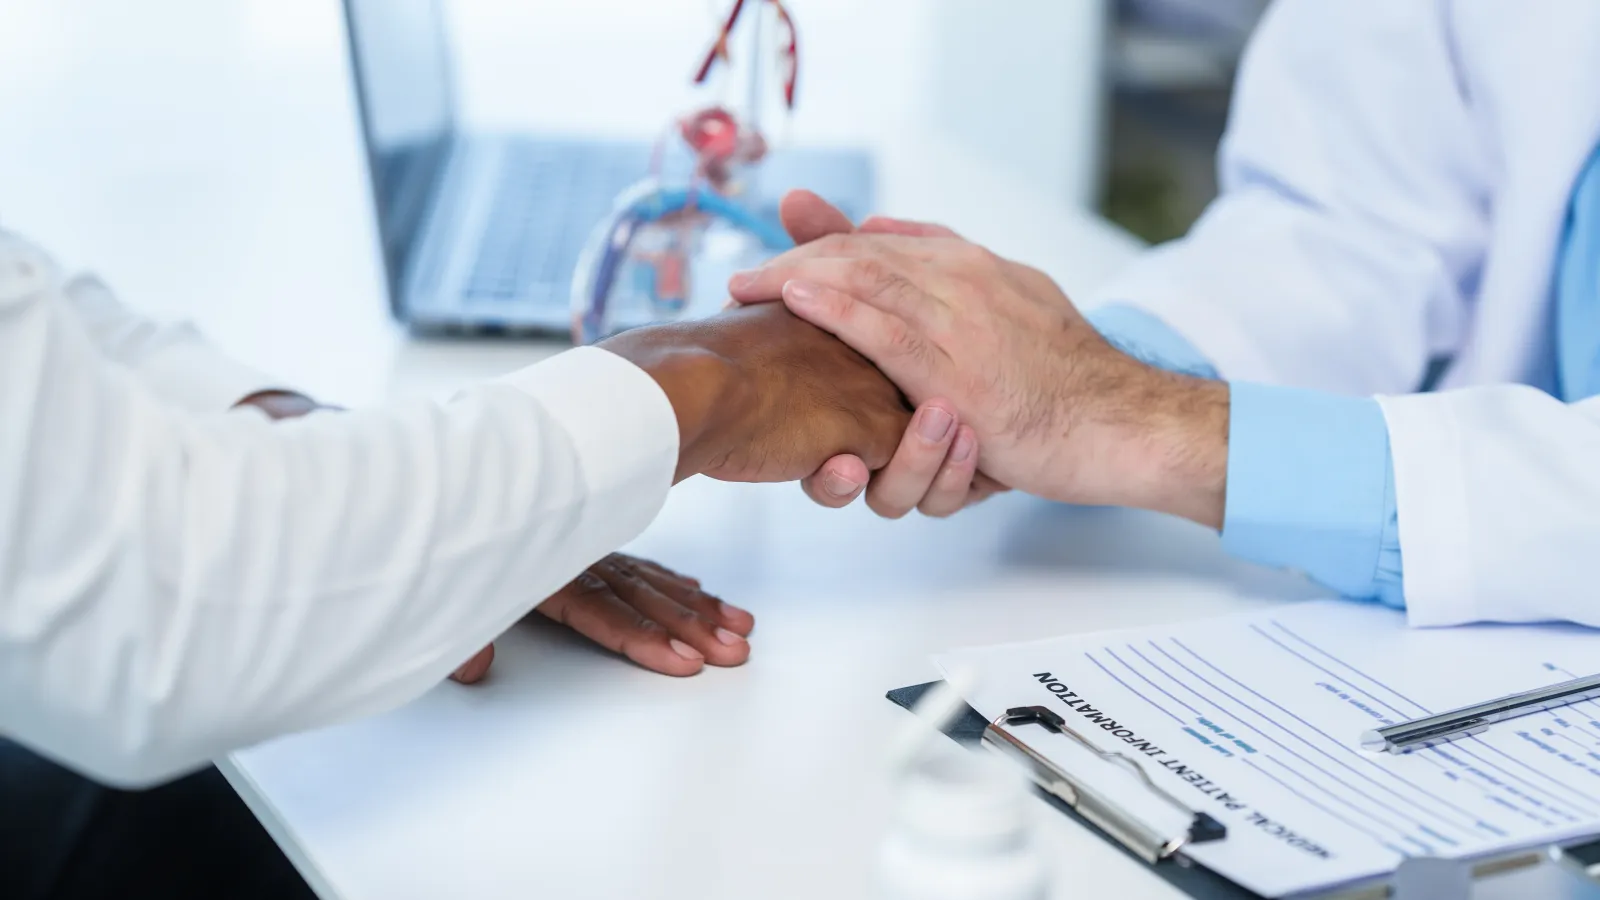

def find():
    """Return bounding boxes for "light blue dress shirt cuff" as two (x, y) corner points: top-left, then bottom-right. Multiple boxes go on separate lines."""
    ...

(1222, 384), (1405, 608)
(1088, 305), (1405, 608)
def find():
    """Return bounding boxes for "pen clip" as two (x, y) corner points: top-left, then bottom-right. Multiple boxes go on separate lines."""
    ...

(981, 705), (1226, 864)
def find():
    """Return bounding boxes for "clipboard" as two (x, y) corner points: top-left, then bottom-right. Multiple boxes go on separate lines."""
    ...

(887, 681), (1600, 900)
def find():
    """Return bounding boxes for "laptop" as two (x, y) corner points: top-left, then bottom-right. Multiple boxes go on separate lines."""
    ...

(340, 0), (875, 336)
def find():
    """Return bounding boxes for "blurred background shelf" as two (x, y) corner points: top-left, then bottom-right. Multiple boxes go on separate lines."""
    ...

(1100, 0), (1266, 243)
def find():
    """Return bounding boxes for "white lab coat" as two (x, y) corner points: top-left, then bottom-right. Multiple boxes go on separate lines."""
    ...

(1091, 0), (1600, 627)
(0, 231), (679, 787)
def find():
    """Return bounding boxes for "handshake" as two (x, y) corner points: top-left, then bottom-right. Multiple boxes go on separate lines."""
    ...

(606, 188), (1230, 524)
(459, 189), (1232, 683)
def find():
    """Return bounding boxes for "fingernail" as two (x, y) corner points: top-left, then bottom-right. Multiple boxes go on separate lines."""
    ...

(670, 639), (704, 661)
(917, 407), (954, 443)
(729, 270), (758, 291)
(784, 280), (818, 305)
(718, 599), (746, 618)
(950, 429), (976, 463)
(821, 470), (861, 497)
(715, 627), (745, 646)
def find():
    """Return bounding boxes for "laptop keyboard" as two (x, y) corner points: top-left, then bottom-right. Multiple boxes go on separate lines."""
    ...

(463, 141), (652, 304)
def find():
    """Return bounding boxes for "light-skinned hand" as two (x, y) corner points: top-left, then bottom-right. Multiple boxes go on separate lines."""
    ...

(767, 190), (1009, 518)
(726, 191), (1229, 528)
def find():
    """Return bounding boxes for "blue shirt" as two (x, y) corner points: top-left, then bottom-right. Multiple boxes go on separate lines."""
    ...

(1089, 306), (1406, 608)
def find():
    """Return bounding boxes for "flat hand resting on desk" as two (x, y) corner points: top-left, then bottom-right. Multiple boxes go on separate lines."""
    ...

(450, 552), (753, 682)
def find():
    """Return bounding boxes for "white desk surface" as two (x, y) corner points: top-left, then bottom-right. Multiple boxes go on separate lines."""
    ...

(1, 3), (1590, 898)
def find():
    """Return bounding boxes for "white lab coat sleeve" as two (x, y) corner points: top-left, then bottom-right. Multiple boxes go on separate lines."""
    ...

(0, 238), (679, 788)
(1379, 388), (1600, 627)
(1088, 0), (1489, 395)
(58, 270), (290, 413)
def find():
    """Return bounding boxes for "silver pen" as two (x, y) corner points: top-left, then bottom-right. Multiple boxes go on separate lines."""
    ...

(1362, 671), (1600, 753)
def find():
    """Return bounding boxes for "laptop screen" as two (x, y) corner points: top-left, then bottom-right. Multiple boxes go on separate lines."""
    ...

(341, 0), (456, 304)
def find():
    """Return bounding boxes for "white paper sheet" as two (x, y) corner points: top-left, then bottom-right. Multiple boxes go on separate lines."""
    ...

(935, 601), (1600, 898)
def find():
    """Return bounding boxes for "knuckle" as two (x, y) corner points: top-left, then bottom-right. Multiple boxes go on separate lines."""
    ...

(895, 453), (943, 487)
(618, 621), (664, 657)
(572, 571), (610, 596)
(813, 233), (853, 256)
(854, 259), (916, 307)
(599, 558), (640, 584)
(960, 246), (996, 276)
(945, 240), (994, 274)
(922, 480), (970, 515)
(847, 258), (894, 295)
(881, 316), (922, 358)
(866, 493), (913, 520)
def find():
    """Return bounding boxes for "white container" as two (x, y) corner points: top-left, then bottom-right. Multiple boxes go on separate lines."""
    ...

(878, 750), (1049, 900)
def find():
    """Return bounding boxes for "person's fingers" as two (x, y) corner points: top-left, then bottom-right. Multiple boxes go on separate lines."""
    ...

(630, 563), (756, 638)
(779, 189), (855, 244)
(594, 557), (750, 667)
(917, 425), (982, 518)
(727, 233), (953, 303)
(776, 188), (956, 244)
(859, 215), (961, 239)
(863, 401), (959, 519)
(969, 472), (1010, 503)
(622, 554), (702, 590)
(735, 258), (940, 327)
(800, 454), (870, 508)
(780, 280), (934, 382)
(449, 643), (496, 684)
(537, 572), (707, 676)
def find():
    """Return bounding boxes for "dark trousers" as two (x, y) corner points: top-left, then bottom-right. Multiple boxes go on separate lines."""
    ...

(1, 740), (316, 900)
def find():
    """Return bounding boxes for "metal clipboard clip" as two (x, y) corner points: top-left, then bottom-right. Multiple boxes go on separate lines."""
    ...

(980, 705), (1227, 865)
(980, 705), (1591, 900)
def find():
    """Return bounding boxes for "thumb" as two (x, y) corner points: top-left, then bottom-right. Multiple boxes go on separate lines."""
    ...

(779, 189), (855, 244)
(801, 454), (870, 508)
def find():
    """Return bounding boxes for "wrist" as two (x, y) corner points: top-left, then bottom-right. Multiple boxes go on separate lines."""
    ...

(1093, 364), (1229, 528)
(598, 328), (751, 482)
(1149, 376), (1229, 528)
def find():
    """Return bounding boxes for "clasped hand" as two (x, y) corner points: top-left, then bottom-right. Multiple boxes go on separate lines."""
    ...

(728, 190), (1230, 527)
